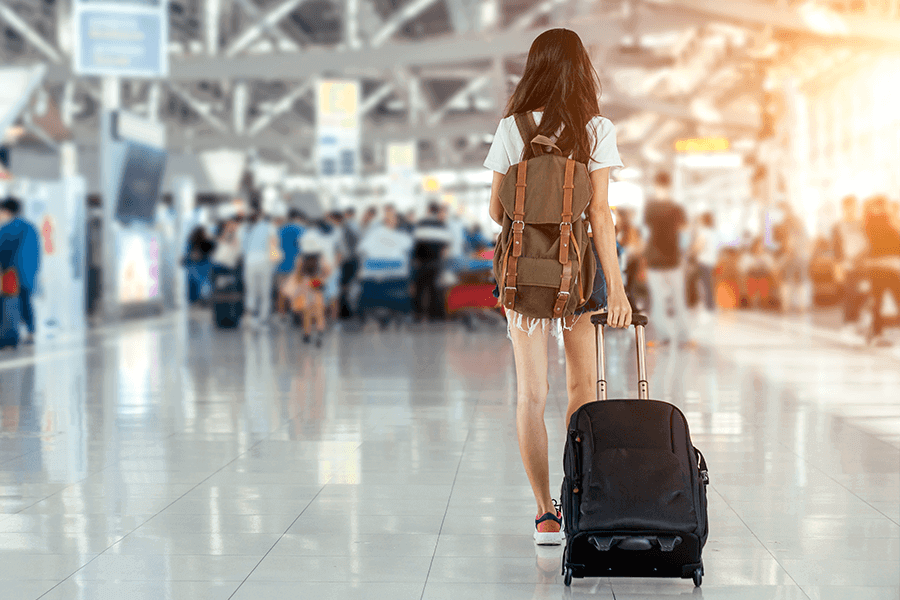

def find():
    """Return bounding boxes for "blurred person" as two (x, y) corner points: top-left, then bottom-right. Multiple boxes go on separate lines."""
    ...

(446, 205), (468, 262)
(643, 172), (692, 346)
(483, 29), (630, 544)
(399, 208), (417, 235)
(739, 238), (777, 310)
(356, 204), (415, 325)
(183, 226), (215, 305)
(464, 223), (492, 255)
(322, 212), (347, 319)
(774, 204), (809, 313)
(357, 204), (413, 275)
(691, 212), (718, 315)
(0, 197), (39, 345)
(412, 202), (453, 322)
(832, 196), (869, 335)
(280, 249), (328, 347)
(862, 195), (900, 345)
(242, 209), (279, 328)
(360, 206), (378, 233)
(339, 208), (361, 319)
(274, 210), (307, 321)
(211, 218), (243, 272)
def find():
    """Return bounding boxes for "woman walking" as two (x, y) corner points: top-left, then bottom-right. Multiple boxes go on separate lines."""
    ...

(483, 28), (632, 545)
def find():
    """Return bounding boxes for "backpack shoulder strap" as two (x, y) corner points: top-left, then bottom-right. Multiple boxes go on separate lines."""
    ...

(513, 113), (533, 147)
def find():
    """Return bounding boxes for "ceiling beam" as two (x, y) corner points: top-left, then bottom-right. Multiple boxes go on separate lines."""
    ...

(232, 0), (302, 50)
(427, 75), (490, 125)
(248, 80), (313, 136)
(170, 12), (632, 81)
(225, 0), (308, 57)
(360, 83), (395, 115)
(167, 84), (229, 132)
(0, 4), (64, 63)
(371, 0), (442, 47)
(205, 0), (222, 55)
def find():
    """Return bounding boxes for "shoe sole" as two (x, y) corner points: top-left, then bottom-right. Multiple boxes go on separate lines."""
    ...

(533, 531), (564, 546)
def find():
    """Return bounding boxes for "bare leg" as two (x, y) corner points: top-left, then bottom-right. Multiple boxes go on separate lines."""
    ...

(562, 312), (599, 426)
(313, 292), (326, 333)
(507, 313), (555, 516)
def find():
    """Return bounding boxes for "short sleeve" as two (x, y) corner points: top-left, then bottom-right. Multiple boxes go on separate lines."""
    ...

(588, 118), (624, 172)
(483, 120), (511, 174)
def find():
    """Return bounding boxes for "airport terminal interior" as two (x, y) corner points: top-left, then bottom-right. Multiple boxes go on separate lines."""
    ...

(0, 0), (898, 599)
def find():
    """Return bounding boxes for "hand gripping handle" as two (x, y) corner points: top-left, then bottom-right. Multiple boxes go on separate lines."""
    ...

(590, 312), (650, 400)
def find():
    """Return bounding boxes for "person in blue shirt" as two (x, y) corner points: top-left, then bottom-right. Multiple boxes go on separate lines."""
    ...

(0, 197), (40, 344)
(275, 210), (306, 321)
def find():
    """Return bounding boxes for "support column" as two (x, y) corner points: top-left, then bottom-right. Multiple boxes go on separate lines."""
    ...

(101, 76), (121, 321)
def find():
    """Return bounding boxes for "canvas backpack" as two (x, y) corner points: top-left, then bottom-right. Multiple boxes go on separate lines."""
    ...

(492, 113), (596, 319)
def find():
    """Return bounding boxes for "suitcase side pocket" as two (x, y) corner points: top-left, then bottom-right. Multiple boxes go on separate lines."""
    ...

(563, 428), (584, 534)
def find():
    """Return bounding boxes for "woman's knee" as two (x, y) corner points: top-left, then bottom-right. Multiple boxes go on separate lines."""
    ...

(566, 376), (593, 402)
(517, 386), (548, 410)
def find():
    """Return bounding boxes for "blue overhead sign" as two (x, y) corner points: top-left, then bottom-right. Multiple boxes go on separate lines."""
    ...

(73, 1), (168, 78)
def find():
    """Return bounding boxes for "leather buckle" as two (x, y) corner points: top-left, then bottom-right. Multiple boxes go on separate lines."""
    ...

(559, 221), (572, 232)
(512, 220), (525, 232)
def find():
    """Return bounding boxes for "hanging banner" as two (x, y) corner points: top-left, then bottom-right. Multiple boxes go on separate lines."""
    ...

(316, 80), (360, 177)
(73, 0), (168, 78)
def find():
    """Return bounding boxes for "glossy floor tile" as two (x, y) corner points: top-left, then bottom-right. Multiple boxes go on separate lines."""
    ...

(0, 309), (898, 599)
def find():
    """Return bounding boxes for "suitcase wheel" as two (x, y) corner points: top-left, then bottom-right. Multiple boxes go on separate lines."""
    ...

(564, 567), (573, 586)
(692, 567), (703, 587)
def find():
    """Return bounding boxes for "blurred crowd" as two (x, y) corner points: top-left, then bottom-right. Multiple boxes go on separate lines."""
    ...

(615, 173), (900, 347)
(184, 177), (900, 348)
(184, 195), (494, 341)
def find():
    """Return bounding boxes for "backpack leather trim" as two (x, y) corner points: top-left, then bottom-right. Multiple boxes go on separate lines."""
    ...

(503, 159), (528, 310)
(553, 159), (577, 317)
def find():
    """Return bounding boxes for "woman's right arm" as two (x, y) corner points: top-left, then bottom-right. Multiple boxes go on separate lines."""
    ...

(489, 171), (505, 225)
(588, 168), (632, 328)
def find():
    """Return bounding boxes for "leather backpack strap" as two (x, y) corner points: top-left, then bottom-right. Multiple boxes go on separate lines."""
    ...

(513, 114), (534, 148)
(554, 159), (577, 316)
(504, 160), (528, 309)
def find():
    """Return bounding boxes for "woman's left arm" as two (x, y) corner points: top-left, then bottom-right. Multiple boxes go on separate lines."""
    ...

(588, 168), (632, 328)
(488, 171), (505, 225)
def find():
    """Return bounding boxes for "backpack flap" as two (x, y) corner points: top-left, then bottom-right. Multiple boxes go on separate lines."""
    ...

(497, 156), (592, 224)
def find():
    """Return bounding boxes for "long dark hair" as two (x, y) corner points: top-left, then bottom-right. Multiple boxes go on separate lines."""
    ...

(505, 29), (601, 164)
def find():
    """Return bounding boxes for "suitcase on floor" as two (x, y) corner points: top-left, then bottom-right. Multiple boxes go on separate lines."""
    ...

(561, 313), (709, 587)
(211, 269), (243, 329)
(214, 296), (243, 328)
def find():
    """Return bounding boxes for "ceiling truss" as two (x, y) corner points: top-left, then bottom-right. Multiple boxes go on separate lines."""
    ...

(1, 0), (896, 172)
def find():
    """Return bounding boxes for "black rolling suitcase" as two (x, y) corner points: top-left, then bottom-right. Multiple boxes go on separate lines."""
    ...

(212, 268), (243, 329)
(561, 313), (709, 587)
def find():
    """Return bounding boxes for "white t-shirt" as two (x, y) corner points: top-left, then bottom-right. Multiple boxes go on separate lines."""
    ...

(243, 221), (277, 264)
(696, 226), (718, 267)
(358, 224), (414, 280)
(483, 112), (624, 174)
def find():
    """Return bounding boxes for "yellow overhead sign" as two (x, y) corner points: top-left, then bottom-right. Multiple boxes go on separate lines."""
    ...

(675, 138), (730, 153)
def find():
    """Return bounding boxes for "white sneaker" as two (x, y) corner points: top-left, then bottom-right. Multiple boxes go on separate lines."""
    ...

(534, 505), (564, 546)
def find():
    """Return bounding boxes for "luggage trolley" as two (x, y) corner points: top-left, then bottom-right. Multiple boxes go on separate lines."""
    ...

(561, 313), (709, 588)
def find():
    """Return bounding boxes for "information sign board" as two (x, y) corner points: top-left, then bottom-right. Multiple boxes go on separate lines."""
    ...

(73, 0), (168, 78)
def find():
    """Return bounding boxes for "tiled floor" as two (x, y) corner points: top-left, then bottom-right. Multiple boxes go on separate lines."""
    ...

(0, 310), (897, 600)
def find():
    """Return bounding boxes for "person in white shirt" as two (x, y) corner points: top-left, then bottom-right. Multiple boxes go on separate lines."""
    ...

(692, 212), (718, 313)
(242, 209), (279, 327)
(482, 28), (631, 545)
(357, 206), (414, 281)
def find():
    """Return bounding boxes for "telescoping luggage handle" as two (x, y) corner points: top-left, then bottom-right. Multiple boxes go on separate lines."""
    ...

(590, 313), (650, 401)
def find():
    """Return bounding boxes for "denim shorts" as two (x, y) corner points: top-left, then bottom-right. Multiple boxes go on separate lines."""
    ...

(492, 245), (607, 315)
